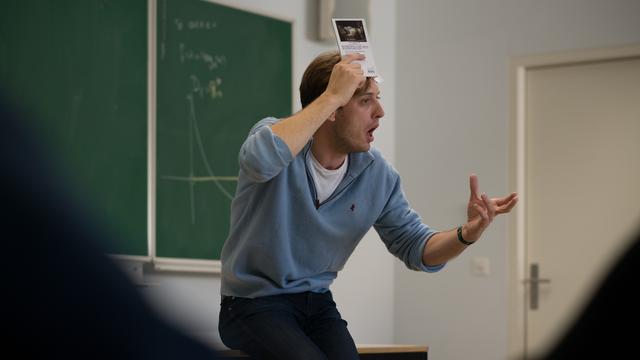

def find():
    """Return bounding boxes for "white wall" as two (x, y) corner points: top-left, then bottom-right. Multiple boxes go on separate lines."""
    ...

(141, 0), (398, 348)
(394, 1), (640, 359)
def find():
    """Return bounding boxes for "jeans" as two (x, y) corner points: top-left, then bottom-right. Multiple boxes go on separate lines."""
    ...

(218, 291), (359, 360)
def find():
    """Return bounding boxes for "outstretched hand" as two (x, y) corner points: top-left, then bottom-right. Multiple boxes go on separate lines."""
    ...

(464, 174), (518, 242)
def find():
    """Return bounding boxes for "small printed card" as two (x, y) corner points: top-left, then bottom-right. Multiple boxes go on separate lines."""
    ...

(332, 18), (378, 78)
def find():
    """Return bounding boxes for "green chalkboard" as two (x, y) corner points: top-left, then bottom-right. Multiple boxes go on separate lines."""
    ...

(156, 0), (292, 261)
(0, 0), (148, 256)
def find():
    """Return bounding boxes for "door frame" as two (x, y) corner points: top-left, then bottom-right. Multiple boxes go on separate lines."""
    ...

(507, 44), (640, 359)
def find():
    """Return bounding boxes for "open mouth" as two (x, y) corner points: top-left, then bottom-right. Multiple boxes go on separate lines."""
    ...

(366, 125), (378, 142)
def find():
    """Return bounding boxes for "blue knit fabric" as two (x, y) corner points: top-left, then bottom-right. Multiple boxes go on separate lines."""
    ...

(221, 117), (443, 298)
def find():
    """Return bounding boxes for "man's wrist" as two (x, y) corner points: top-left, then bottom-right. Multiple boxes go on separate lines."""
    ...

(457, 225), (475, 246)
(317, 90), (341, 111)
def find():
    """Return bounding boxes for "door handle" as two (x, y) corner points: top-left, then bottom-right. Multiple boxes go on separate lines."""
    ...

(523, 263), (551, 310)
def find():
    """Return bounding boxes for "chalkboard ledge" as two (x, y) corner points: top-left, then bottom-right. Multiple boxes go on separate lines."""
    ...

(153, 257), (221, 273)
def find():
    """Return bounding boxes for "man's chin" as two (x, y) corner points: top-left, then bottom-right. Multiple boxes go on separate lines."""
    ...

(342, 140), (371, 154)
(353, 143), (371, 153)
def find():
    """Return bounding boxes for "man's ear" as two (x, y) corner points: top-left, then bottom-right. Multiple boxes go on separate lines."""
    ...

(327, 110), (337, 122)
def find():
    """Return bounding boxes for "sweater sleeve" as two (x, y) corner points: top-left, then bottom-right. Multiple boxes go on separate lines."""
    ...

(373, 174), (445, 272)
(238, 117), (293, 183)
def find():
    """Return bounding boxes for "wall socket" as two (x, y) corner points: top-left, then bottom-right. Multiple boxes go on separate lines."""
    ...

(472, 257), (491, 276)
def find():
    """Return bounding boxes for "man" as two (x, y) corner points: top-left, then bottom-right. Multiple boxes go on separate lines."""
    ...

(218, 51), (518, 359)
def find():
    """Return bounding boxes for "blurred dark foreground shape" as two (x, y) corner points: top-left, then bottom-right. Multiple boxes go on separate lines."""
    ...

(4, 92), (638, 359)
(543, 224), (640, 359)
(1, 97), (222, 359)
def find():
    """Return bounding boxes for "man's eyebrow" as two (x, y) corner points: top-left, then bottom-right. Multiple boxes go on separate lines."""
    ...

(359, 92), (381, 97)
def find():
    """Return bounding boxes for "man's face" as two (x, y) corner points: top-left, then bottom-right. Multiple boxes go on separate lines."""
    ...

(332, 81), (385, 153)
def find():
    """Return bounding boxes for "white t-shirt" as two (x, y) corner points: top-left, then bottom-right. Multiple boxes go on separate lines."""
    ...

(306, 151), (348, 203)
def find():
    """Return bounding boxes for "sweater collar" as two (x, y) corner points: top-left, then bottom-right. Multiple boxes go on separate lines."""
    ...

(303, 141), (375, 182)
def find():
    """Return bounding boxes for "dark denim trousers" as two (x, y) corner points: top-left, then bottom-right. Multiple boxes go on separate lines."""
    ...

(218, 291), (359, 360)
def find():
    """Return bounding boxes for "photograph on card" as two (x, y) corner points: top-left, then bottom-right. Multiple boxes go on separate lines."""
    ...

(331, 18), (378, 77)
(334, 20), (367, 42)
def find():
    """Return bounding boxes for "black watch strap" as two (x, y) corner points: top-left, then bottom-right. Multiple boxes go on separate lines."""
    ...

(457, 226), (474, 246)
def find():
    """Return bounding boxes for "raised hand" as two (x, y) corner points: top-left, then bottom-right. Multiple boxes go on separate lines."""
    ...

(464, 174), (518, 242)
(324, 53), (366, 107)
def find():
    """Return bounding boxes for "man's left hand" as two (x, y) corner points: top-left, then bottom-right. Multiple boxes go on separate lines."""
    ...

(464, 174), (518, 242)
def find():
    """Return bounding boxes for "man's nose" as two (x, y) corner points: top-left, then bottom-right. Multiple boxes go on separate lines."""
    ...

(374, 100), (385, 119)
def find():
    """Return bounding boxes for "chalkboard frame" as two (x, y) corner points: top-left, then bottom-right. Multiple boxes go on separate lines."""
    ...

(149, 0), (294, 273)
(110, 0), (156, 264)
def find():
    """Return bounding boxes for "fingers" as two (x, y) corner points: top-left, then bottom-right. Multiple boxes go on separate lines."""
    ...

(495, 192), (517, 206)
(498, 194), (518, 214)
(326, 54), (366, 106)
(495, 192), (519, 214)
(473, 203), (489, 222)
(466, 186), (518, 244)
(467, 175), (518, 223)
(335, 59), (364, 75)
(469, 174), (480, 202)
(340, 54), (366, 75)
(481, 194), (497, 221)
(342, 53), (366, 63)
(340, 54), (366, 82)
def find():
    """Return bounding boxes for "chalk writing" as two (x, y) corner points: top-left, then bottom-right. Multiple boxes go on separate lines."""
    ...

(161, 93), (235, 224)
(179, 43), (227, 70)
(189, 75), (223, 99)
(208, 78), (223, 99)
(174, 18), (184, 31)
(173, 17), (217, 31)
(160, 0), (168, 59)
(188, 20), (217, 30)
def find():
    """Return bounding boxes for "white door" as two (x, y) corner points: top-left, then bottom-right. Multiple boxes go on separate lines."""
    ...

(512, 50), (640, 358)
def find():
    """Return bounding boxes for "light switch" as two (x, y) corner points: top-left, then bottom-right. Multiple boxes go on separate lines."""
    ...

(472, 257), (491, 276)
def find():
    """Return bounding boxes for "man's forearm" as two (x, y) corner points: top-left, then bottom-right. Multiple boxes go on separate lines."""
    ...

(422, 226), (470, 266)
(271, 53), (365, 157)
(271, 93), (341, 157)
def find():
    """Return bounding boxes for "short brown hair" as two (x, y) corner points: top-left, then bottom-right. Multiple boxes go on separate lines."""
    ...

(299, 51), (372, 108)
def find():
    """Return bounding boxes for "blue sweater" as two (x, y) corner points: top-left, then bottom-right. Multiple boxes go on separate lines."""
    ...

(220, 117), (444, 298)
